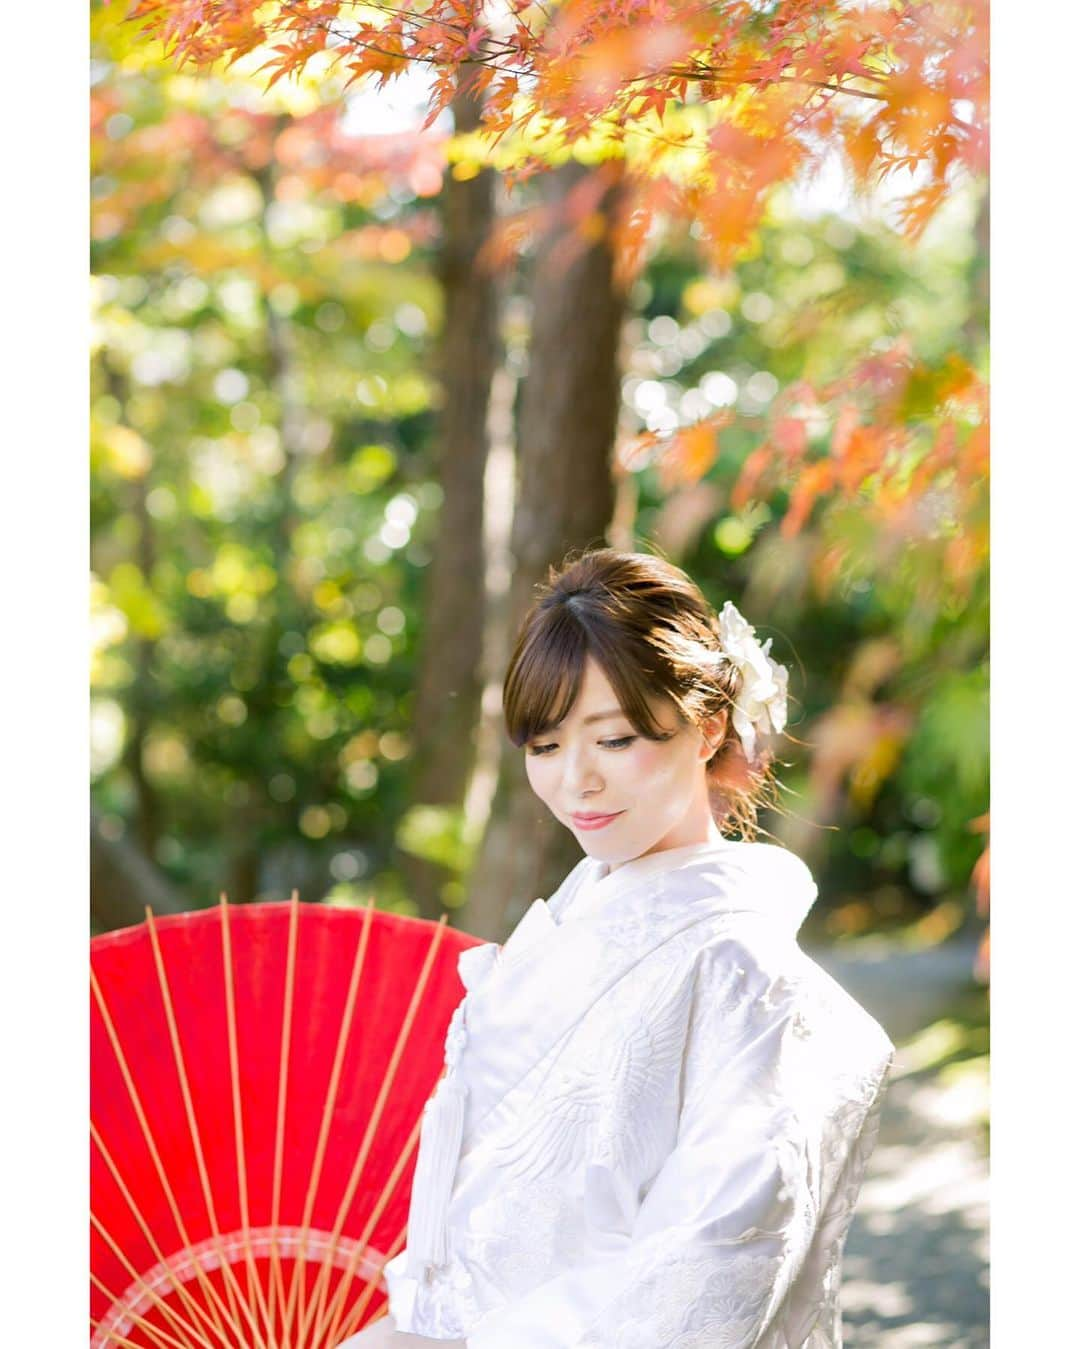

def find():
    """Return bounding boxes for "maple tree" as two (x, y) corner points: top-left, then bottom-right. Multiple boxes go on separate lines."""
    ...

(94, 0), (989, 949)
(124, 0), (987, 254)
(120, 0), (990, 609)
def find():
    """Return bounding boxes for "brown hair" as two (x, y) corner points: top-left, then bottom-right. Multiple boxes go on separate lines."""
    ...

(503, 547), (785, 841)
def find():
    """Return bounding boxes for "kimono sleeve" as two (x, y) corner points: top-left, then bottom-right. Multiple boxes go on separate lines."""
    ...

(464, 939), (893, 1349)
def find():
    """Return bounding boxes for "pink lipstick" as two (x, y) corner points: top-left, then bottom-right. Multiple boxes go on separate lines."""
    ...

(570, 810), (624, 831)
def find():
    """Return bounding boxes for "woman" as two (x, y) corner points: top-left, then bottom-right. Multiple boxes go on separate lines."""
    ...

(341, 548), (893, 1347)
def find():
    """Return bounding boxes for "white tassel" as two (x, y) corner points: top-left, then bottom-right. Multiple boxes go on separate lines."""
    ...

(404, 1074), (468, 1279)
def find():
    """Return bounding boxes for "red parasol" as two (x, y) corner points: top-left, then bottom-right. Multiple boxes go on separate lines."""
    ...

(90, 894), (482, 1349)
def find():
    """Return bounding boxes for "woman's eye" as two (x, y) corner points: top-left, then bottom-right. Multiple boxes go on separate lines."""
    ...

(527, 735), (636, 756)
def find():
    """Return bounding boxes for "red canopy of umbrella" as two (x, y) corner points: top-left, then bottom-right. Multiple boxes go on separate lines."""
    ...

(90, 896), (482, 1349)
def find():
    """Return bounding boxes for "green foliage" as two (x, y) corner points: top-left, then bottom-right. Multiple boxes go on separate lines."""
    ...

(90, 15), (987, 933)
(395, 804), (474, 893)
(898, 666), (990, 890)
(91, 42), (444, 906)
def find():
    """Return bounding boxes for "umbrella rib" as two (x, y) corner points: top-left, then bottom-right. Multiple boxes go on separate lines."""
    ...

(280, 898), (377, 1348)
(219, 894), (276, 1348)
(332, 1221), (407, 1345)
(320, 1164), (414, 1348)
(332, 1233), (403, 1346)
(143, 907), (269, 1349)
(90, 1312), (178, 1349)
(91, 1119), (225, 1349)
(299, 917), (450, 1349)
(267, 889), (302, 1349)
(90, 961), (243, 1348)
(90, 1319), (144, 1349)
(89, 1259), (206, 1349)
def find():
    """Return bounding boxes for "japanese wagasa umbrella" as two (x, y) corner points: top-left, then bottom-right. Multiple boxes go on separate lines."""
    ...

(90, 895), (482, 1349)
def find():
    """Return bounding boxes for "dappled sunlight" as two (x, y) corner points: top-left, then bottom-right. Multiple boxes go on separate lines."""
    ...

(818, 942), (988, 1345)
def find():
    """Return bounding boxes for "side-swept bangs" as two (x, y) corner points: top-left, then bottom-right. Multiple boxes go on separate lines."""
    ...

(503, 596), (681, 749)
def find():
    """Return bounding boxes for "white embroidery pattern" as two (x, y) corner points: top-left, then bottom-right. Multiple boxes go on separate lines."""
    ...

(577, 1250), (784, 1349)
(487, 947), (697, 1188)
(399, 905), (893, 1348)
(462, 1175), (586, 1295)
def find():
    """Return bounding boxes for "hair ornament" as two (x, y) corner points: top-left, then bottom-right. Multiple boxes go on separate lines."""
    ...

(714, 601), (789, 762)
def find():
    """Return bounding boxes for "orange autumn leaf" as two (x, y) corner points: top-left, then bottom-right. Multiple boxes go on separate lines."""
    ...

(834, 423), (886, 495)
(731, 443), (775, 511)
(125, 0), (986, 275)
(961, 421), (990, 478)
(570, 24), (696, 117)
(781, 459), (836, 538)
(656, 415), (730, 491)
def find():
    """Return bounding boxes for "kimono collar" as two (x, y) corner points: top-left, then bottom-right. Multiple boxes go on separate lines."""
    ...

(456, 838), (817, 1138)
(458, 839), (816, 994)
(551, 838), (817, 935)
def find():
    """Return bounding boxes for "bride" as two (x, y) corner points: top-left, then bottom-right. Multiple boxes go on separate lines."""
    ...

(340, 547), (893, 1348)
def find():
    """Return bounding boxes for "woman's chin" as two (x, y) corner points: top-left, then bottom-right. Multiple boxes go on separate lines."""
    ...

(575, 833), (648, 867)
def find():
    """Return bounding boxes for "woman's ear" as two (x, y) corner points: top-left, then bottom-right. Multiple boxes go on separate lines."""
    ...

(700, 710), (728, 760)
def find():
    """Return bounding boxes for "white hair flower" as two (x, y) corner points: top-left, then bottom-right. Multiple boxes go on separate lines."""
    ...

(715, 600), (788, 762)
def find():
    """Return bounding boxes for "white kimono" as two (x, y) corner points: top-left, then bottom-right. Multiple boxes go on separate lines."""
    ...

(377, 839), (893, 1347)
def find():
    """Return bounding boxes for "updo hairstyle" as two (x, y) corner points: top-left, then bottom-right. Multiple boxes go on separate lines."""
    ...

(502, 547), (784, 840)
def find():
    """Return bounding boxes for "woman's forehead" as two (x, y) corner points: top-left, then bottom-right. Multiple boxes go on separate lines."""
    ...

(562, 656), (672, 723)
(576, 653), (617, 702)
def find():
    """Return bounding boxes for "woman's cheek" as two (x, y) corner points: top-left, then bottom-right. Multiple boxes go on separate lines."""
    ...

(623, 739), (670, 780)
(636, 743), (694, 803)
(525, 755), (554, 802)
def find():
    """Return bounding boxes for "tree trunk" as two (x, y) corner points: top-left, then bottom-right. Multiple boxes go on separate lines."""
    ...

(465, 162), (625, 941)
(399, 86), (500, 920)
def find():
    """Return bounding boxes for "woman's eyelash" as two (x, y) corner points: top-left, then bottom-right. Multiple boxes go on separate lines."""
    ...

(527, 735), (637, 756)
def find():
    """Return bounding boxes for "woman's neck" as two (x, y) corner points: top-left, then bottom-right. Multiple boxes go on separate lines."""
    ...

(607, 816), (726, 874)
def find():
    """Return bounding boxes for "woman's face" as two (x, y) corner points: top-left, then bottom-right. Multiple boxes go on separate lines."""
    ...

(523, 654), (723, 868)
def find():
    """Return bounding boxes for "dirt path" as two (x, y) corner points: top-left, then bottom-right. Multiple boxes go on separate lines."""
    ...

(807, 936), (989, 1348)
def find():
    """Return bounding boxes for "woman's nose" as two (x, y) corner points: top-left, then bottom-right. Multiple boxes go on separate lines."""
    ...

(561, 743), (602, 793)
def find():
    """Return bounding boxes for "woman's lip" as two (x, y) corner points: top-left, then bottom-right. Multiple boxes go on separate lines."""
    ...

(570, 810), (624, 830)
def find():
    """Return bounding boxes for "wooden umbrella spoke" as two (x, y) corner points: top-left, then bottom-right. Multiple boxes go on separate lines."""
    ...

(89, 1256), (207, 1349)
(91, 963), (244, 1348)
(91, 1120), (225, 1349)
(219, 895), (276, 1346)
(90, 1321), (141, 1349)
(90, 1314), (176, 1349)
(326, 1221), (408, 1347)
(316, 1126), (421, 1349)
(298, 918), (450, 1349)
(279, 899), (378, 1347)
(266, 891), (302, 1349)
(142, 907), (270, 1349)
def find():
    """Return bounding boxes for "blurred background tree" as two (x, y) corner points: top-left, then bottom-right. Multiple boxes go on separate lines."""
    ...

(91, 0), (988, 964)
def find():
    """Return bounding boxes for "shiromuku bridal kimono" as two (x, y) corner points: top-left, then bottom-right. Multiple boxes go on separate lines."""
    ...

(353, 839), (894, 1348)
